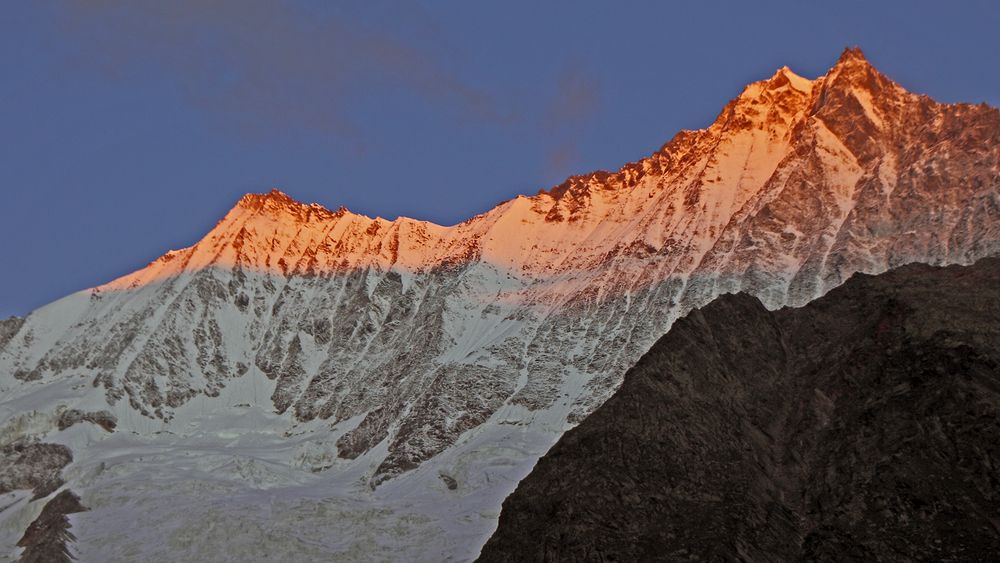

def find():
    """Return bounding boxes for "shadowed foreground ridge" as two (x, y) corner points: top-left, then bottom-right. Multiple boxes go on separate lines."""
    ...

(16, 490), (87, 563)
(480, 257), (1000, 561)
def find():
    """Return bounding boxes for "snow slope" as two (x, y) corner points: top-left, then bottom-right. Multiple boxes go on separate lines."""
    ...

(0, 48), (999, 561)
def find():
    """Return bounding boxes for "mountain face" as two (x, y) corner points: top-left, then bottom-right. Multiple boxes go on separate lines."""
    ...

(0, 48), (998, 560)
(479, 258), (1000, 562)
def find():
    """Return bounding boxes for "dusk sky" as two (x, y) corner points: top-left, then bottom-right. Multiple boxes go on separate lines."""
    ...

(3, 0), (999, 318)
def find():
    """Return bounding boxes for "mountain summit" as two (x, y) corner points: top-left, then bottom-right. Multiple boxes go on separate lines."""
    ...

(1, 49), (998, 560)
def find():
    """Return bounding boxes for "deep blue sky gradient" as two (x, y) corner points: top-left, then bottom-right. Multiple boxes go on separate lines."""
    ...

(2, 1), (999, 317)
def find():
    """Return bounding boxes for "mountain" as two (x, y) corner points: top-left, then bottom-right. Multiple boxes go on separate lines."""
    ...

(479, 257), (1000, 561)
(0, 48), (998, 560)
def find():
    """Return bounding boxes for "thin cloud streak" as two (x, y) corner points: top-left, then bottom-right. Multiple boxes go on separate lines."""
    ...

(56, 0), (514, 151)
(542, 61), (602, 182)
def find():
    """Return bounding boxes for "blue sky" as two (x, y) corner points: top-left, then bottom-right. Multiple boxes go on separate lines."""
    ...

(2, 1), (998, 317)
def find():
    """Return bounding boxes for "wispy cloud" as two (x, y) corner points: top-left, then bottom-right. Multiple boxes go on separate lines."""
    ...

(545, 63), (601, 129)
(542, 61), (602, 180)
(55, 0), (512, 151)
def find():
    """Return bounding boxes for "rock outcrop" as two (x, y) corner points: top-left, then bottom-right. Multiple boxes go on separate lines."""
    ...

(0, 441), (73, 501)
(0, 317), (23, 352)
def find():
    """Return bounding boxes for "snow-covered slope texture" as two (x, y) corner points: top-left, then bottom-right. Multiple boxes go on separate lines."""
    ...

(1, 48), (998, 561)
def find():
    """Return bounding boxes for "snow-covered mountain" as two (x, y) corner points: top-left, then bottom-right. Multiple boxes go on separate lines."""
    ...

(1, 48), (998, 561)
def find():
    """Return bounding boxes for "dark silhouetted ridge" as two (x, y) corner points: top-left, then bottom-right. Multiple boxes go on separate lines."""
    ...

(480, 257), (1000, 562)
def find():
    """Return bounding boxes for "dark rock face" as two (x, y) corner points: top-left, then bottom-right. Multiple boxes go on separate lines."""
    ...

(0, 442), (73, 500)
(16, 490), (88, 563)
(480, 258), (1000, 562)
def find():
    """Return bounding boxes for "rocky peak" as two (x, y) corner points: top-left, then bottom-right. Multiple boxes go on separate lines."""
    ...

(702, 63), (815, 145)
(229, 189), (344, 228)
(819, 46), (897, 100)
(237, 188), (297, 208)
(808, 48), (905, 162)
(835, 45), (870, 66)
(767, 66), (813, 93)
(731, 70), (808, 108)
(538, 65), (817, 208)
